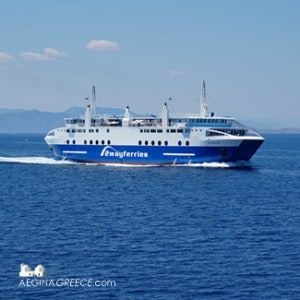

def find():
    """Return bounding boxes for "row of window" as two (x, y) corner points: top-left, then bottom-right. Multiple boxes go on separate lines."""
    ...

(66, 139), (111, 145)
(66, 128), (189, 134)
(66, 139), (190, 146)
(139, 128), (189, 133)
(138, 140), (190, 146)
(66, 126), (233, 135)
(66, 128), (110, 133)
(188, 118), (228, 124)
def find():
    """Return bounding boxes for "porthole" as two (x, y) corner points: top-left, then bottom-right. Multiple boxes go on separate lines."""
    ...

(151, 140), (155, 146)
(66, 140), (70, 144)
(90, 140), (93, 145)
(72, 140), (76, 144)
(186, 141), (190, 146)
(95, 140), (99, 145)
(138, 140), (142, 145)
(178, 141), (182, 146)
(84, 140), (87, 145)
(158, 140), (162, 146)
(101, 140), (105, 145)
(145, 140), (148, 146)
(107, 140), (111, 145)
(164, 141), (168, 146)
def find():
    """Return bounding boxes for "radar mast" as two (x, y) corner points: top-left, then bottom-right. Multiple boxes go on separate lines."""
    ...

(200, 80), (209, 117)
(91, 85), (96, 117)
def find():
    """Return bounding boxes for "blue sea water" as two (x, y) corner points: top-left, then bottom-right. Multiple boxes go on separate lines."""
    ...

(0, 133), (299, 299)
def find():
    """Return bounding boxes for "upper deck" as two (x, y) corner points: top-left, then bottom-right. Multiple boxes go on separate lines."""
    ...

(64, 114), (234, 129)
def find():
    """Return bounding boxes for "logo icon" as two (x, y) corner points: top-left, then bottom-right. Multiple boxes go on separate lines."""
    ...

(19, 263), (48, 277)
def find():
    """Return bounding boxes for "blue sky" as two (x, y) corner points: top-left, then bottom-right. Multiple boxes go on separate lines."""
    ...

(0, 0), (299, 127)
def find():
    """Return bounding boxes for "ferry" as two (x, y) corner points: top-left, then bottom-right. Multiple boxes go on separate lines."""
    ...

(45, 82), (264, 165)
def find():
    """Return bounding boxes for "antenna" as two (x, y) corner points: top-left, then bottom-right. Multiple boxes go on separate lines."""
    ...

(200, 80), (209, 117)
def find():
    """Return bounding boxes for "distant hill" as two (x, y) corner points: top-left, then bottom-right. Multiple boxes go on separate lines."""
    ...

(0, 107), (143, 133)
(258, 128), (300, 134)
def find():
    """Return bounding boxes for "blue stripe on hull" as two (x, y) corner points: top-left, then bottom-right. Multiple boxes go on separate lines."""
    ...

(49, 140), (263, 164)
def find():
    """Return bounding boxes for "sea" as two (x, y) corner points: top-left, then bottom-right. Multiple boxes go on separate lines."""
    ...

(0, 133), (299, 300)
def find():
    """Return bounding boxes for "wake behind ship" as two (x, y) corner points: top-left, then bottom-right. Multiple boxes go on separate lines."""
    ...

(45, 82), (264, 165)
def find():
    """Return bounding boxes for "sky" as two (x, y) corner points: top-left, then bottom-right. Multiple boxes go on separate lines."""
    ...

(0, 0), (299, 128)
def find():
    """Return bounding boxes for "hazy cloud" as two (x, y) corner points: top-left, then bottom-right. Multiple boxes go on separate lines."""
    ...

(0, 52), (14, 62)
(86, 39), (118, 50)
(170, 70), (185, 77)
(20, 48), (66, 61)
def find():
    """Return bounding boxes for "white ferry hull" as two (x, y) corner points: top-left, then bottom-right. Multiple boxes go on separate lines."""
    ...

(47, 138), (263, 165)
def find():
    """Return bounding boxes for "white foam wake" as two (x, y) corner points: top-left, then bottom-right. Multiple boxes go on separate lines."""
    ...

(102, 161), (251, 168)
(185, 161), (251, 168)
(0, 156), (75, 165)
(0, 156), (251, 168)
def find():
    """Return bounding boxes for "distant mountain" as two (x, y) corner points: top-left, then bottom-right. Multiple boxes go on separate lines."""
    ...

(0, 108), (26, 114)
(258, 128), (300, 134)
(0, 109), (65, 133)
(0, 107), (144, 133)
